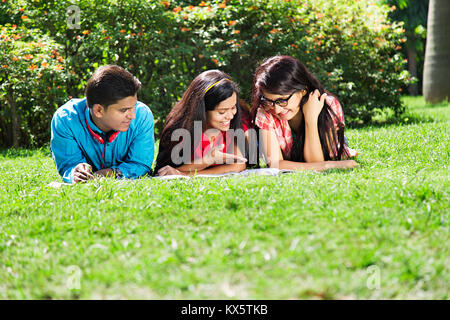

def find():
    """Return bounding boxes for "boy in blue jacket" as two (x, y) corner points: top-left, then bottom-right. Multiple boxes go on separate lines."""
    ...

(51, 65), (155, 183)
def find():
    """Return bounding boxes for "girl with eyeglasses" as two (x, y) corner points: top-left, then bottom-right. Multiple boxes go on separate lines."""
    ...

(250, 55), (359, 171)
(155, 70), (251, 176)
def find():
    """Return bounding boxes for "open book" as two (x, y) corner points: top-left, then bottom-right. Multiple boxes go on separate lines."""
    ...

(154, 168), (295, 180)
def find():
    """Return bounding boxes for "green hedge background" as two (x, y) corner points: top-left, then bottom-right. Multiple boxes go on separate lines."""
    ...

(0, 0), (411, 148)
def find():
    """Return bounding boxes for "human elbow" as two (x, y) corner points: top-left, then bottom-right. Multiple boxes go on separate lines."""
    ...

(267, 159), (280, 169)
(234, 162), (246, 172)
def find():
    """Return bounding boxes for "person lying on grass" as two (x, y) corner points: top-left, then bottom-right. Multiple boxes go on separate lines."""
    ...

(155, 70), (251, 176)
(250, 55), (359, 171)
(51, 65), (155, 183)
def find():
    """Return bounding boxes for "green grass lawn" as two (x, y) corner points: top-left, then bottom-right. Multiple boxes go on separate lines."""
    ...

(0, 96), (448, 299)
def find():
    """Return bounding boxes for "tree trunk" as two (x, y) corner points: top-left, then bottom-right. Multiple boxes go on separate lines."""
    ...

(0, 102), (8, 148)
(6, 92), (20, 148)
(406, 33), (419, 96)
(423, 0), (450, 103)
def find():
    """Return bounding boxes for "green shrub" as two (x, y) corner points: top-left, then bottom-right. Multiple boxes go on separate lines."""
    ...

(167, 0), (410, 123)
(0, 24), (67, 147)
(0, 0), (411, 147)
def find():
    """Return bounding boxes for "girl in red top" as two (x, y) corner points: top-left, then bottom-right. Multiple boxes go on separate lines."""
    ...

(251, 56), (359, 171)
(156, 70), (249, 176)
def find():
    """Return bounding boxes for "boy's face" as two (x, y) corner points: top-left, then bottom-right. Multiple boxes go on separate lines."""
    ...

(93, 95), (137, 132)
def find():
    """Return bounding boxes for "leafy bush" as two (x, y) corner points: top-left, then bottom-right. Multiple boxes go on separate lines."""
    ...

(0, 25), (67, 147)
(0, 0), (411, 148)
(168, 0), (410, 123)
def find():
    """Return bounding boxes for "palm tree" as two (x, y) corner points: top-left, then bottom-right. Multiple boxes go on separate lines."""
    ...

(423, 0), (450, 103)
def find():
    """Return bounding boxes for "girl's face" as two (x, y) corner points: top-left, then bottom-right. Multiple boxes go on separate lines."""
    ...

(206, 92), (237, 131)
(260, 89), (305, 121)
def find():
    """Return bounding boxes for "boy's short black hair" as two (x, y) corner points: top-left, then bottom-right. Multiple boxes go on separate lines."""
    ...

(85, 65), (142, 109)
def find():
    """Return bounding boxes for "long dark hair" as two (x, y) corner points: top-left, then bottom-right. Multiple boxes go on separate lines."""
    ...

(155, 70), (242, 172)
(250, 55), (348, 161)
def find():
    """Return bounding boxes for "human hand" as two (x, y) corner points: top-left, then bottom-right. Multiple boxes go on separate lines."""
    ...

(302, 89), (327, 124)
(204, 144), (247, 165)
(73, 163), (94, 183)
(94, 168), (115, 178)
(157, 165), (185, 176)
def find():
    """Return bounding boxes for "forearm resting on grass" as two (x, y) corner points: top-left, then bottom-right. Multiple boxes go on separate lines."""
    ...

(180, 162), (246, 176)
(260, 128), (358, 171)
(177, 143), (247, 175)
(176, 161), (211, 173)
(276, 159), (358, 171)
(266, 147), (358, 171)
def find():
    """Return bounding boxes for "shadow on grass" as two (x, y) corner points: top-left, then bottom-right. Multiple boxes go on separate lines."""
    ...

(0, 146), (51, 159)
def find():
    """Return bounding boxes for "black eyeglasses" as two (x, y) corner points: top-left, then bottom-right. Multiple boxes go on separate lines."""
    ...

(260, 92), (295, 109)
